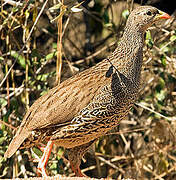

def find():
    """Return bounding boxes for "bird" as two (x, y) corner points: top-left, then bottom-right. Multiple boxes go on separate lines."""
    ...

(4, 6), (170, 177)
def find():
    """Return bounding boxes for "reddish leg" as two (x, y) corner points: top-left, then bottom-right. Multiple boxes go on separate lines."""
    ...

(70, 163), (85, 177)
(37, 140), (54, 176)
(68, 140), (96, 177)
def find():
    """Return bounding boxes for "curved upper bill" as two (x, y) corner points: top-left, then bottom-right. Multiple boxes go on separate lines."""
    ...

(156, 10), (171, 19)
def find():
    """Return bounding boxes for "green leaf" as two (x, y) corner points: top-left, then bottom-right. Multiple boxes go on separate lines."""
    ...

(12, 6), (19, 13)
(1, 167), (8, 177)
(170, 35), (176, 42)
(50, 162), (57, 169)
(156, 89), (166, 101)
(158, 157), (168, 174)
(52, 43), (57, 49)
(159, 77), (165, 89)
(161, 55), (166, 67)
(57, 148), (64, 160)
(31, 147), (43, 157)
(0, 98), (7, 107)
(46, 52), (56, 60)
(40, 90), (48, 96)
(145, 30), (154, 48)
(0, 137), (5, 145)
(25, 9), (30, 18)
(122, 9), (129, 19)
(160, 43), (169, 53)
(11, 51), (26, 68)
(0, 56), (4, 61)
(37, 73), (49, 81)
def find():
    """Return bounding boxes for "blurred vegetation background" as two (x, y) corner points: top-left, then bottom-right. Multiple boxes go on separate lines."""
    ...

(0, 0), (176, 179)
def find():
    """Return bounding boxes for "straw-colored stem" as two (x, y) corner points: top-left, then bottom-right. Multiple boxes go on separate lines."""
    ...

(56, 0), (64, 85)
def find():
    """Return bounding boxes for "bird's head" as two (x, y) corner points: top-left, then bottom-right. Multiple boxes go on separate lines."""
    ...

(127, 6), (171, 32)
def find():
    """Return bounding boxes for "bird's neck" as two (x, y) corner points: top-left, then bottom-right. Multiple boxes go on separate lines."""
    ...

(111, 26), (144, 86)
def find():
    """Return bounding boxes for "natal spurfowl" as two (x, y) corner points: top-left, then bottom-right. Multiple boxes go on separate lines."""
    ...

(5, 6), (170, 177)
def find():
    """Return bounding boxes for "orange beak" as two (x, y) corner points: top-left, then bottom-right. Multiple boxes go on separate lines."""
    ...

(156, 10), (171, 19)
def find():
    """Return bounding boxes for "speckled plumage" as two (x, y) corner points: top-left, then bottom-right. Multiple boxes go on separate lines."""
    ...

(5, 6), (170, 177)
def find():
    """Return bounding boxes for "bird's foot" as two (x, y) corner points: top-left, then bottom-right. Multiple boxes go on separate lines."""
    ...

(71, 163), (86, 177)
(37, 140), (54, 177)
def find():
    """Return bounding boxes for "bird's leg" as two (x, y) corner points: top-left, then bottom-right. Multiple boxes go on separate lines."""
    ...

(67, 147), (83, 177)
(67, 139), (97, 177)
(70, 163), (85, 177)
(37, 140), (54, 177)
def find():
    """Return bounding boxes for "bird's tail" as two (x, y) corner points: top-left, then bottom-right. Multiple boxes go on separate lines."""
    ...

(4, 126), (31, 158)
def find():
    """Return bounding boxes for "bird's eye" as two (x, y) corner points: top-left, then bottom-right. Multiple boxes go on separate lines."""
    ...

(146, 10), (152, 16)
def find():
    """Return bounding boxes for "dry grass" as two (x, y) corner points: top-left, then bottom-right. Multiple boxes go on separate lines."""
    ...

(0, 0), (176, 179)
